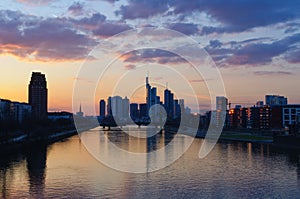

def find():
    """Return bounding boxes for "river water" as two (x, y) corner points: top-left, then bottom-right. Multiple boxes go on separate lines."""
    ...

(1, 127), (300, 198)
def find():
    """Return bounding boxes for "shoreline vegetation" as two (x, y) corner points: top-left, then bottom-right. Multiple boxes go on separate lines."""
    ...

(1, 123), (299, 153)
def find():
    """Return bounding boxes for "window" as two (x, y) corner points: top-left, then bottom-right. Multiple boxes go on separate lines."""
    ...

(284, 109), (289, 114)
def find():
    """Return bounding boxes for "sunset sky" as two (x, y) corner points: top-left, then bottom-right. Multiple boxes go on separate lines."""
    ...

(0, 0), (300, 114)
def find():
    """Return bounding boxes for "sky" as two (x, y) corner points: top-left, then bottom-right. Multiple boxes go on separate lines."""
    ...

(0, 0), (300, 115)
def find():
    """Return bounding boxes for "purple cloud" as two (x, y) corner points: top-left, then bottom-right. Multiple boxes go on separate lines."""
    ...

(0, 10), (97, 61)
(116, 0), (300, 34)
(115, 0), (170, 20)
(92, 22), (131, 37)
(68, 2), (84, 16)
(205, 34), (300, 67)
(167, 23), (199, 35)
(122, 49), (186, 64)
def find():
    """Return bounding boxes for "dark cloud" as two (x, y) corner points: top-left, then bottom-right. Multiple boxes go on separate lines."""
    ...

(92, 22), (131, 37)
(205, 34), (300, 67)
(175, 0), (300, 34)
(122, 49), (186, 64)
(68, 2), (84, 16)
(115, 0), (170, 20)
(72, 13), (131, 37)
(0, 10), (97, 61)
(73, 13), (106, 30)
(253, 71), (293, 76)
(116, 0), (300, 34)
(167, 23), (199, 35)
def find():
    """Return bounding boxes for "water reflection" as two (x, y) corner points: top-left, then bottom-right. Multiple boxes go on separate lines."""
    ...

(1, 130), (300, 198)
(26, 144), (47, 198)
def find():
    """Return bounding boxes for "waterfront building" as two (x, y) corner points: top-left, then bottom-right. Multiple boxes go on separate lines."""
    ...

(28, 72), (48, 119)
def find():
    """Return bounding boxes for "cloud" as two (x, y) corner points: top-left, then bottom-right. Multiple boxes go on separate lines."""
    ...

(167, 23), (199, 35)
(205, 34), (300, 67)
(285, 49), (300, 63)
(253, 71), (293, 76)
(73, 13), (106, 29)
(174, 0), (300, 34)
(16, 0), (55, 5)
(68, 2), (84, 16)
(122, 49), (186, 64)
(115, 0), (170, 20)
(92, 22), (131, 37)
(115, 0), (300, 34)
(124, 64), (136, 70)
(0, 10), (97, 62)
(72, 13), (131, 37)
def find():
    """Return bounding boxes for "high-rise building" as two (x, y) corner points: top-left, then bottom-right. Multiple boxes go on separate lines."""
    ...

(139, 103), (148, 119)
(216, 96), (228, 111)
(265, 95), (287, 106)
(130, 103), (139, 120)
(99, 99), (106, 117)
(174, 99), (181, 118)
(146, 76), (160, 109)
(108, 96), (129, 120)
(28, 72), (48, 119)
(107, 97), (112, 116)
(164, 89), (174, 118)
(216, 96), (228, 128)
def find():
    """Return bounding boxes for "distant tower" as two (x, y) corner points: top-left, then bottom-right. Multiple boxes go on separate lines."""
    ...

(76, 103), (84, 117)
(28, 72), (48, 119)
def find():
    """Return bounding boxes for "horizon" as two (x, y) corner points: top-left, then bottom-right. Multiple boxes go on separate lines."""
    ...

(0, 0), (299, 115)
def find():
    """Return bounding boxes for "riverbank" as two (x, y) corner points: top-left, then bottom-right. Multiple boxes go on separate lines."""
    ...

(0, 128), (78, 154)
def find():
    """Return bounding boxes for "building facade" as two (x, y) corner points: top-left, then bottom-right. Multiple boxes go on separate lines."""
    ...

(28, 72), (48, 119)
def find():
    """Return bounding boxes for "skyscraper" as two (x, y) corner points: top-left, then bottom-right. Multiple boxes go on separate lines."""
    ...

(28, 72), (48, 119)
(99, 99), (106, 117)
(164, 88), (174, 118)
(265, 95), (288, 106)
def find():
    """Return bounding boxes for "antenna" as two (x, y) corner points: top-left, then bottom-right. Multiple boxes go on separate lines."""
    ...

(166, 82), (168, 89)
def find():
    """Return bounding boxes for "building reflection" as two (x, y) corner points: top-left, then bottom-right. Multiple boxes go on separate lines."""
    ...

(26, 144), (47, 198)
(0, 153), (26, 198)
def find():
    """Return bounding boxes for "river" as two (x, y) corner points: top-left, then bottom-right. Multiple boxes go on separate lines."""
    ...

(1, 127), (300, 198)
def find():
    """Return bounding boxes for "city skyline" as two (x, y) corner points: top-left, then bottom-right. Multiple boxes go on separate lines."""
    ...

(0, 1), (299, 114)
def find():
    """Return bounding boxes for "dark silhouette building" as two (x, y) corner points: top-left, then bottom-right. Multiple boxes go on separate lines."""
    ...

(28, 72), (48, 120)
(130, 103), (139, 120)
(100, 99), (106, 117)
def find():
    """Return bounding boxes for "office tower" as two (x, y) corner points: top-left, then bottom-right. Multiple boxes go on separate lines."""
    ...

(130, 103), (139, 120)
(139, 103), (148, 118)
(174, 99), (181, 118)
(216, 96), (228, 111)
(100, 99), (106, 117)
(122, 96), (130, 119)
(164, 89), (174, 118)
(216, 96), (228, 128)
(108, 96), (129, 120)
(146, 75), (159, 112)
(265, 95), (288, 106)
(107, 97), (112, 116)
(28, 72), (48, 119)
